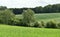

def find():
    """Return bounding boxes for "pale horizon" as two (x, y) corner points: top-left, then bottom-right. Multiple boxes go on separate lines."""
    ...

(0, 0), (60, 8)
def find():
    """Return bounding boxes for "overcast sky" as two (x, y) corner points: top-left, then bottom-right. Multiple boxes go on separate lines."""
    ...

(0, 0), (60, 8)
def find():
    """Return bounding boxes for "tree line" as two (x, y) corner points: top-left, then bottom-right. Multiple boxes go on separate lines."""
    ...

(9, 4), (60, 14)
(0, 4), (60, 14)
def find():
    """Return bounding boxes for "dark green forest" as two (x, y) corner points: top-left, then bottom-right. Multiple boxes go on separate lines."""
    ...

(0, 4), (60, 14)
(10, 4), (60, 14)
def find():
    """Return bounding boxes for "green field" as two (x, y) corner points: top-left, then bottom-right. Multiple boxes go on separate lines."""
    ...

(0, 24), (60, 37)
(16, 13), (60, 22)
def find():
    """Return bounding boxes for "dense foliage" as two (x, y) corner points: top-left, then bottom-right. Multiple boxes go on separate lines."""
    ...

(9, 4), (60, 14)
(0, 10), (15, 24)
(0, 6), (7, 10)
(22, 9), (35, 26)
(0, 4), (60, 14)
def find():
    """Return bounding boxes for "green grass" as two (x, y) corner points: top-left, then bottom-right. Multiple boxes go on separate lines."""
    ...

(0, 24), (60, 37)
(16, 13), (60, 22)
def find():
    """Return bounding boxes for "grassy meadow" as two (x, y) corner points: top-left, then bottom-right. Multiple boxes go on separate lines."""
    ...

(0, 24), (60, 37)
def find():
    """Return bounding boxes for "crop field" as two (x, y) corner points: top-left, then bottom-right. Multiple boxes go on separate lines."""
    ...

(0, 24), (60, 37)
(16, 13), (60, 22)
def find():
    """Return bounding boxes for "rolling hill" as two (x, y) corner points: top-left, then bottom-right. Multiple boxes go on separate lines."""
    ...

(16, 13), (60, 22)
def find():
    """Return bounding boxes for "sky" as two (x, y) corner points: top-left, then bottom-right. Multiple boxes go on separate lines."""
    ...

(0, 0), (60, 8)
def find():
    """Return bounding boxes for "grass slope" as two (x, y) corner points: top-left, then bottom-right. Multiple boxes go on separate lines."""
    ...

(0, 24), (60, 37)
(16, 13), (60, 22)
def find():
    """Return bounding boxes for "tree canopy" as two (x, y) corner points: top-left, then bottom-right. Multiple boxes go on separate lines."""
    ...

(0, 10), (15, 24)
(22, 9), (35, 26)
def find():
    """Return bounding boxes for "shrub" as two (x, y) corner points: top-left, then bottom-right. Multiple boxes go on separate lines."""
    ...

(46, 20), (57, 28)
(40, 21), (46, 28)
(34, 21), (45, 28)
(0, 10), (15, 24)
(34, 22), (40, 27)
(11, 17), (23, 26)
(57, 23), (60, 28)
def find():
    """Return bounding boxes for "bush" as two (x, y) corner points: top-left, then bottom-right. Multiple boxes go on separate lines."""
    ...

(0, 10), (15, 24)
(34, 22), (40, 27)
(40, 21), (46, 28)
(57, 23), (60, 28)
(34, 21), (45, 28)
(11, 17), (23, 26)
(46, 20), (57, 28)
